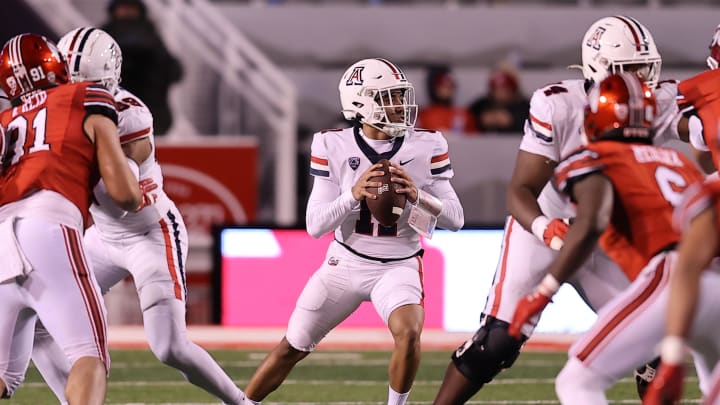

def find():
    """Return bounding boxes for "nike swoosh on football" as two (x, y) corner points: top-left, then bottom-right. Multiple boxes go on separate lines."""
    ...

(399, 159), (415, 166)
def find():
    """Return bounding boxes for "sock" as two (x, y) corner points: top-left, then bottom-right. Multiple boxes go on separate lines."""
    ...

(388, 386), (410, 405)
(144, 299), (245, 405)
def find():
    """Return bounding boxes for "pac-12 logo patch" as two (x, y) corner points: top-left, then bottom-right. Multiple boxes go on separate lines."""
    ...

(586, 26), (606, 50)
(346, 66), (364, 86)
(348, 156), (361, 170)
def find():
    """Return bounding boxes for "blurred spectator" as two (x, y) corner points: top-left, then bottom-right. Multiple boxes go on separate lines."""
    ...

(468, 68), (529, 134)
(418, 65), (476, 134)
(102, 0), (182, 135)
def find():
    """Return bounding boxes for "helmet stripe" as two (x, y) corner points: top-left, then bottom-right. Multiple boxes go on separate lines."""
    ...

(8, 36), (17, 67)
(10, 35), (22, 68)
(613, 15), (646, 52)
(11, 35), (33, 95)
(66, 28), (86, 74)
(74, 28), (96, 73)
(625, 16), (649, 52)
(375, 58), (406, 81)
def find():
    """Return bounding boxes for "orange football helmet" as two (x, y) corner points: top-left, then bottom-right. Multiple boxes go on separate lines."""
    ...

(584, 72), (656, 144)
(0, 33), (69, 103)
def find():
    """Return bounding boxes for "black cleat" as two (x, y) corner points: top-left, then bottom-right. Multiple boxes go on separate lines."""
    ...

(634, 357), (661, 399)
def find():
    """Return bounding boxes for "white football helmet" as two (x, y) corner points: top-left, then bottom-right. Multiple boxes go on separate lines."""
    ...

(580, 16), (661, 88)
(57, 27), (122, 94)
(338, 58), (417, 137)
(707, 24), (720, 70)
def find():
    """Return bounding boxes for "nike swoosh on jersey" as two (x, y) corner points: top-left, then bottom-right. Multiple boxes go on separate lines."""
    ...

(399, 158), (415, 166)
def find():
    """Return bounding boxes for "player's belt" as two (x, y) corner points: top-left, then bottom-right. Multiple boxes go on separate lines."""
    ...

(333, 239), (424, 263)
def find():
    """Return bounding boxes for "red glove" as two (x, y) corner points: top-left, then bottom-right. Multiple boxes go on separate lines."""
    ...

(508, 291), (552, 339)
(642, 362), (684, 405)
(135, 178), (159, 211)
(508, 274), (559, 339)
(531, 216), (569, 250)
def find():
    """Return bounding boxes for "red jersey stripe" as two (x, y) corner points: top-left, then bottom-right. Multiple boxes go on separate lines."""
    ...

(530, 113), (552, 131)
(431, 152), (449, 163)
(311, 156), (329, 165)
(120, 127), (152, 144)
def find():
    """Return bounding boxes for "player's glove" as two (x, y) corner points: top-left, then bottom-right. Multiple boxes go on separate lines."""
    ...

(508, 274), (560, 340)
(643, 337), (686, 405)
(531, 216), (569, 250)
(135, 178), (159, 211)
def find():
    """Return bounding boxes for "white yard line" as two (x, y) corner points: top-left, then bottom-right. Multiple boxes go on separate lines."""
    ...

(114, 401), (703, 405)
(23, 376), (698, 389)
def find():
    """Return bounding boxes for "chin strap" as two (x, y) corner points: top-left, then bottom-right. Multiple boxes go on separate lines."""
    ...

(365, 121), (407, 138)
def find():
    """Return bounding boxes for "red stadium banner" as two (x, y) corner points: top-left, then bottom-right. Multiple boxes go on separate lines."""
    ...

(155, 137), (258, 239)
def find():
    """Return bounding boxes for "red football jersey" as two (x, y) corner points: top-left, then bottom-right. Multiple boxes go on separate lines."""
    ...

(555, 141), (704, 280)
(0, 82), (117, 226)
(677, 69), (720, 166)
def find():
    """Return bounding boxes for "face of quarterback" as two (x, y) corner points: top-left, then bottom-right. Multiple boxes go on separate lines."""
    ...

(378, 88), (407, 124)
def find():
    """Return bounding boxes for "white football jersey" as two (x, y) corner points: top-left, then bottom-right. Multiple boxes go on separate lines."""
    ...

(91, 87), (174, 235)
(520, 79), (681, 219)
(308, 126), (455, 259)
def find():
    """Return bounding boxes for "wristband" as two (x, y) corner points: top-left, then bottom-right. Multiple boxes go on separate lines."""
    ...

(415, 189), (443, 217)
(660, 336), (686, 365)
(531, 215), (550, 242)
(538, 274), (560, 296)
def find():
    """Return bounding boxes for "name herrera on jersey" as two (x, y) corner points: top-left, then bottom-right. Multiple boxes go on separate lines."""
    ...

(631, 145), (683, 167)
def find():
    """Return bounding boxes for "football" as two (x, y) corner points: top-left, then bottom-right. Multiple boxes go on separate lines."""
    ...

(366, 159), (406, 227)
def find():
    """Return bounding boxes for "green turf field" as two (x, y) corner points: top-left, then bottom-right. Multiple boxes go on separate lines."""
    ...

(9, 349), (702, 404)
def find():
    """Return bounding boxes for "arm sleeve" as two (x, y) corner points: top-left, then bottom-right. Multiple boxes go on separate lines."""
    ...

(305, 132), (359, 238)
(305, 177), (359, 238)
(424, 178), (464, 231)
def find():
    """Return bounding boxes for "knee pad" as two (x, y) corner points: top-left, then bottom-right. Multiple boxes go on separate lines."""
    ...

(138, 281), (177, 312)
(451, 316), (525, 385)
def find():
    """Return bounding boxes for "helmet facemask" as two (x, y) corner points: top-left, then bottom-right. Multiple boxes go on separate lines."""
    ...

(606, 59), (661, 89)
(362, 84), (417, 138)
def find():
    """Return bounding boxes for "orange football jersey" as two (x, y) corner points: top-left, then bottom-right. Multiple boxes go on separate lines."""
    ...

(0, 82), (117, 226)
(677, 69), (720, 166)
(555, 141), (704, 280)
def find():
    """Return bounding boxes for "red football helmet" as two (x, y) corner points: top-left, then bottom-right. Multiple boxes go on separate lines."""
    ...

(584, 72), (656, 144)
(0, 33), (69, 102)
(708, 24), (720, 70)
